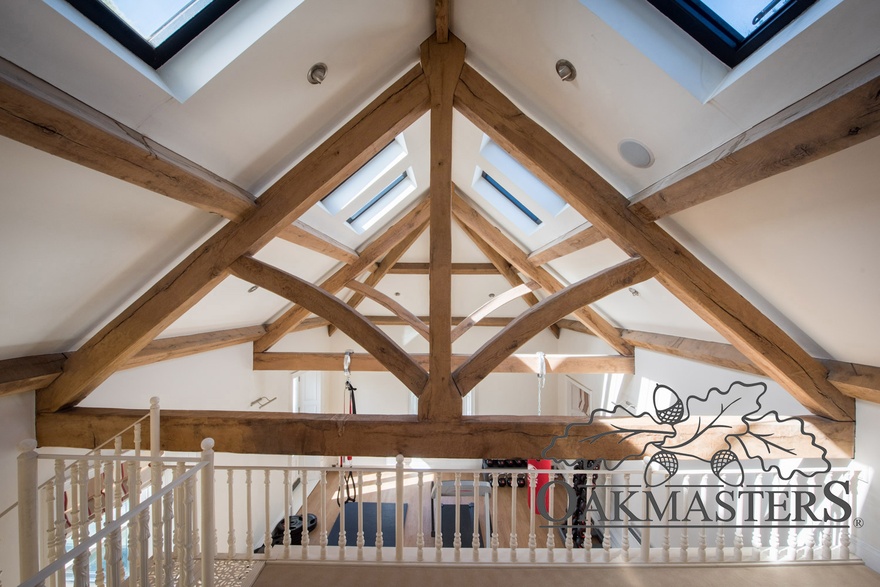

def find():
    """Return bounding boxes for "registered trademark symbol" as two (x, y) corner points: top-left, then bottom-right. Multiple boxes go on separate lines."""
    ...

(854, 517), (865, 528)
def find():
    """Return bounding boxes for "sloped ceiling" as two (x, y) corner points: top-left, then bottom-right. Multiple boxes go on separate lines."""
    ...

(0, 0), (878, 391)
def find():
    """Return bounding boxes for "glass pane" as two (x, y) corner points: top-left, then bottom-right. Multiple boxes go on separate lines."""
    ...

(700, 0), (794, 38)
(98, 0), (215, 47)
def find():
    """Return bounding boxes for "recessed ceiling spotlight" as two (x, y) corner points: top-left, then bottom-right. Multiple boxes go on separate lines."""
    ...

(394, 292), (401, 297)
(619, 139), (655, 169)
(247, 285), (259, 293)
(555, 59), (576, 82)
(488, 293), (496, 298)
(629, 288), (640, 297)
(307, 62), (327, 85)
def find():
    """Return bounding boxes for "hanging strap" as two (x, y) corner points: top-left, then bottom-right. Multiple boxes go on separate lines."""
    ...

(536, 351), (546, 416)
(338, 349), (358, 504)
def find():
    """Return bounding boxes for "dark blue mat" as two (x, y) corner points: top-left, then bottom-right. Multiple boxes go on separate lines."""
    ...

(327, 502), (407, 547)
(440, 503), (483, 548)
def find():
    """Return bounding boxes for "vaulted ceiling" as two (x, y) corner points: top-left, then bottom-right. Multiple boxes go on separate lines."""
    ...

(1, 0), (880, 455)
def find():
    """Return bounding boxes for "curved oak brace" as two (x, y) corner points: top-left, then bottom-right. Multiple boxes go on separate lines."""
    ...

(230, 257), (428, 396)
(328, 219), (429, 337)
(345, 280), (430, 340)
(452, 192), (630, 353)
(454, 257), (656, 395)
(454, 217), (561, 339)
(255, 197), (431, 352)
(450, 281), (540, 343)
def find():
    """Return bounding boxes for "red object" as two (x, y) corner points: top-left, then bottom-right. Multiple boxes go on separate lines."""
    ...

(527, 459), (552, 513)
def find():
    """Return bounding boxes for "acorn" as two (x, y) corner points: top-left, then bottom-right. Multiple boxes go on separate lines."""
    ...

(653, 384), (684, 424)
(645, 451), (679, 487)
(710, 449), (744, 486)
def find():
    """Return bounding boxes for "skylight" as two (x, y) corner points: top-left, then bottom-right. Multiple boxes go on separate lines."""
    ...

(346, 170), (416, 234)
(645, 0), (818, 66)
(473, 168), (542, 235)
(321, 137), (408, 215)
(480, 138), (567, 217)
(65, 0), (240, 68)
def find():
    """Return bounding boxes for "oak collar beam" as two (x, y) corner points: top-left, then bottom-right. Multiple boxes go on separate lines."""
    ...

(230, 257), (428, 395)
(388, 262), (499, 275)
(254, 351), (634, 375)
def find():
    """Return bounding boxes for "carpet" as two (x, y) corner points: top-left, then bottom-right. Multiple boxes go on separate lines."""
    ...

(326, 502), (407, 547)
(439, 503), (483, 548)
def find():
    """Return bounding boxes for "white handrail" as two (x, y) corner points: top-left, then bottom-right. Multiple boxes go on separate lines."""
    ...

(19, 460), (208, 587)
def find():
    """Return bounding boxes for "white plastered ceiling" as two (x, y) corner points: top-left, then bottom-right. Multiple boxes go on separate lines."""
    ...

(0, 0), (877, 373)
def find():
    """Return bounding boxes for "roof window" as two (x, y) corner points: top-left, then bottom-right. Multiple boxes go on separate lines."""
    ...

(321, 137), (408, 216)
(346, 170), (416, 234)
(645, 0), (818, 66)
(480, 137), (567, 217)
(64, 0), (241, 68)
(473, 168), (542, 235)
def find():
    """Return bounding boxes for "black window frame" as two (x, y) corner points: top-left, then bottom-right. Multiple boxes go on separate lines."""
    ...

(65, 0), (241, 69)
(645, 0), (818, 67)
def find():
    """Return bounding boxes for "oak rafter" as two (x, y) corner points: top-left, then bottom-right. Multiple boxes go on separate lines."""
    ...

(36, 64), (430, 412)
(527, 223), (607, 266)
(630, 55), (880, 221)
(453, 62), (854, 421)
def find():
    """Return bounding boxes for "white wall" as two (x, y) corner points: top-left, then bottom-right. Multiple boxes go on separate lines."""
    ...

(855, 399), (880, 572)
(0, 392), (36, 584)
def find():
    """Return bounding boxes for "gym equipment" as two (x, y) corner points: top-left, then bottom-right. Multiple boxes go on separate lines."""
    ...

(327, 502), (407, 547)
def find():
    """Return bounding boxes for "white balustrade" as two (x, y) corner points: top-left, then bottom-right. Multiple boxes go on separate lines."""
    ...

(11, 405), (867, 587)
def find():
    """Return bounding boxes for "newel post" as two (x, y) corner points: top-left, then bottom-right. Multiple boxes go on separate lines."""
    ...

(200, 438), (215, 587)
(18, 439), (40, 583)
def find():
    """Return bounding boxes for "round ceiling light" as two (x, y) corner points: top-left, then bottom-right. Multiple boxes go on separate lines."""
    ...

(307, 63), (328, 85)
(555, 59), (576, 82)
(618, 139), (655, 169)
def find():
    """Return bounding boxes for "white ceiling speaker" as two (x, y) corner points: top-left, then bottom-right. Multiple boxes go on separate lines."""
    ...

(307, 63), (327, 85)
(618, 139), (655, 168)
(555, 59), (576, 82)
